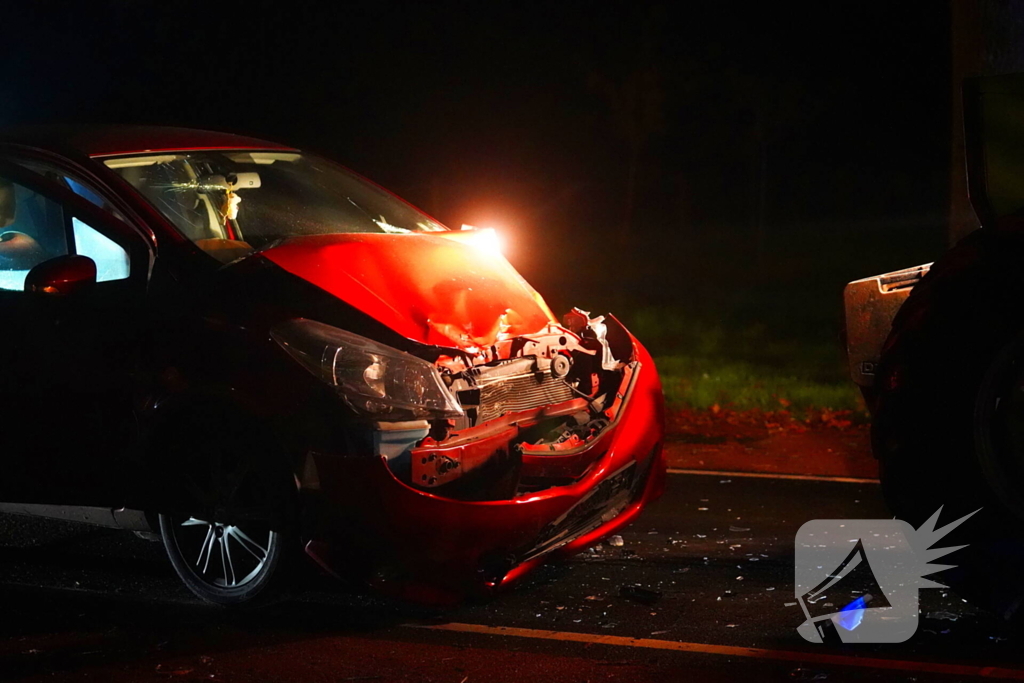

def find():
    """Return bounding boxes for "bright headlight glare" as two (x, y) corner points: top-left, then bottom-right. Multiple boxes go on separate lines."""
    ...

(271, 319), (463, 419)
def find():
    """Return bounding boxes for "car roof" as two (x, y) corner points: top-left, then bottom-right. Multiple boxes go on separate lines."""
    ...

(0, 125), (297, 158)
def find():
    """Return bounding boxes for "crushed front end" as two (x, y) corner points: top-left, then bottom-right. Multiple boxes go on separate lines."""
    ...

(300, 310), (666, 601)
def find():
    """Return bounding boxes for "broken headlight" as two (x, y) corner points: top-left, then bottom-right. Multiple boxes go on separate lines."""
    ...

(271, 319), (464, 420)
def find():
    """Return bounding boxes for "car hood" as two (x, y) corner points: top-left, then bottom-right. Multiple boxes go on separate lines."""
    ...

(260, 232), (557, 350)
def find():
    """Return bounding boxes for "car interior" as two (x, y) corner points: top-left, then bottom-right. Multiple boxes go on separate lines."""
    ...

(108, 155), (261, 264)
(0, 177), (68, 290)
(0, 173), (131, 291)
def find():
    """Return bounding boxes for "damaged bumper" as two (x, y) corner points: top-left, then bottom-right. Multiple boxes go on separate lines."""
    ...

(301, 333), (666, 600)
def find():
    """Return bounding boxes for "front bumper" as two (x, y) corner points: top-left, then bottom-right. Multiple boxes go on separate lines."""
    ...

(302, 339), (666, 600)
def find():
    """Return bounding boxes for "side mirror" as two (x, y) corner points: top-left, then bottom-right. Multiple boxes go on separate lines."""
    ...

(25, 255), (97, 296)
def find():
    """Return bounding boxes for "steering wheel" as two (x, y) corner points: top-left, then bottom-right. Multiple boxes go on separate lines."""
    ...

(0, 231), (46, 270)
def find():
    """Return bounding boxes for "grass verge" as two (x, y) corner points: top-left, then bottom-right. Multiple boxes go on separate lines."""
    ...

(617, 306), (864, 416)
(654, 354), (861, 413)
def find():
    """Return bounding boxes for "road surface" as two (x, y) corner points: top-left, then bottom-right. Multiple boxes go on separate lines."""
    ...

(0, 471), (1019, 682)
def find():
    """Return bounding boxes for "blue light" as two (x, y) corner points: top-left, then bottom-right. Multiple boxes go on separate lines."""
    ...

(836, 596), (868, 631)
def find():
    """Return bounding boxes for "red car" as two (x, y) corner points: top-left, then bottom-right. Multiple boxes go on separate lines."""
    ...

(0, 126), (666, 605)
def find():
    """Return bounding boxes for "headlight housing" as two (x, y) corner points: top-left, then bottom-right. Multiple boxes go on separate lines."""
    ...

(271, 319), (464, 420)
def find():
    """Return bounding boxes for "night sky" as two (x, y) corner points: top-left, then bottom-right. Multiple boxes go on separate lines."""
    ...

(1, 1), (952, 323)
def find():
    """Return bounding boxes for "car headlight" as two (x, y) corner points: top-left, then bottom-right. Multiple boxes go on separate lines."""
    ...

(271, 319), (464, 420)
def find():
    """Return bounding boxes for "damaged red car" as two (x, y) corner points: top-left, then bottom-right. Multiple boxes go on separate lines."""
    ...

(0, 126), (666, 605)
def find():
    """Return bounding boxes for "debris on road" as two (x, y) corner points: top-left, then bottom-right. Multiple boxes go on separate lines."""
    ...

(608, 535), (624, 547)
(619, 585), (663, 605)
(925, 611), (960, 622)
(155, 664), (194, 676)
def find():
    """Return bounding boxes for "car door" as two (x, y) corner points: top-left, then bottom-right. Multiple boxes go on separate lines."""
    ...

(0, 158), (151, 507)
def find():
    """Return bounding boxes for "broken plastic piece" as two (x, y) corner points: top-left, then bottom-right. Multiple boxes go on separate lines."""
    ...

(562, 308), (589, 334)
(619, 585), (662, 605)
(925, 610), (960, 621)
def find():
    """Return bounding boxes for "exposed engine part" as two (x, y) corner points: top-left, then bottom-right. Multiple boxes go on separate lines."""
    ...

(551, 353), (572, 379)
(432, 322), (589, 374)
(402, 311), (638, 499)
(477, 372), (573, 425)
(519, 414), (610, 454)
(448, 355), (574, 429)
(439, 312), (636, 431)
(400, 358), (640, 500)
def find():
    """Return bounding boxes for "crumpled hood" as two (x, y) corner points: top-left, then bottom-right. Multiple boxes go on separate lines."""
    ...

(261, 232), (556, 350)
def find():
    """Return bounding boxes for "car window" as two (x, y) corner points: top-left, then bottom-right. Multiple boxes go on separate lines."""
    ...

(72, 217), (129, 282)
(0, 176), (69, 291)
(105, 151), (446, 257)
(0, 168), (133, 291)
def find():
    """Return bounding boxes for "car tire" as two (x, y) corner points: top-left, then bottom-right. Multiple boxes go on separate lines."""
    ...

(872, 227), (1024, 619)
(150, 403), (297, 606)
(160, 512), (287, 606)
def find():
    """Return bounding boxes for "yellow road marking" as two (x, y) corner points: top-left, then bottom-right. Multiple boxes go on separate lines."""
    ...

(668, 468), (879, 484)
(408, 622), (1024, 679)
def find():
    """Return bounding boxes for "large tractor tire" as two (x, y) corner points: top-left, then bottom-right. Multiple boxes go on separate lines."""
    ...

(872, 227), (1024, 620)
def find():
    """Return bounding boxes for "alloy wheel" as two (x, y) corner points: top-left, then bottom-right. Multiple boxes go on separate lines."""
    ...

(175, 517), (276, 588)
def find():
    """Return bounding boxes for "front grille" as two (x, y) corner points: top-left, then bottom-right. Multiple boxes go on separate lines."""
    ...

(476, 372), (574, 424)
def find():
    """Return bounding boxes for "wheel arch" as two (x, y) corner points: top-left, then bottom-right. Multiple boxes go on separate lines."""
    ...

(134, 387), (303, 528)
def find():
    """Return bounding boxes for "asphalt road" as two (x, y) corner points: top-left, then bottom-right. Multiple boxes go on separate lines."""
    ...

(0, 472), (1020, 682)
